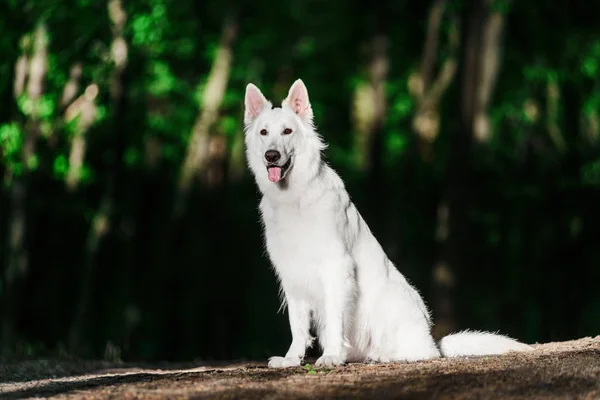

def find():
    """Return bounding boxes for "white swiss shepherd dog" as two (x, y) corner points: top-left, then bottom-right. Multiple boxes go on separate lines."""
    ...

(243, 78), (532, 368)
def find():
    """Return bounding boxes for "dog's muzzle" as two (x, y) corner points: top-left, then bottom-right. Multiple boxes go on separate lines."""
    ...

(266, 157), (292, 183)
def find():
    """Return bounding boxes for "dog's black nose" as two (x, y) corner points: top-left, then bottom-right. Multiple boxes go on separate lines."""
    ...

(265, 150), (281, 163)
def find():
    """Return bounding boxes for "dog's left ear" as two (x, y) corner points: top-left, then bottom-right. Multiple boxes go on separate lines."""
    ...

(283, 79), (313, 122)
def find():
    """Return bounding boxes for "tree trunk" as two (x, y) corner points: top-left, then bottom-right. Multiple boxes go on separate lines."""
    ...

(351, 35), (389, 172)
(174, 16), (237, 217)
(410, 0), (459, 162)
(64, 84), (99, 191)
(68, 0), (129, 354)
(431, 0), (494, 340)
(472, 0), (508, 143)
(2, 23), (48, 354)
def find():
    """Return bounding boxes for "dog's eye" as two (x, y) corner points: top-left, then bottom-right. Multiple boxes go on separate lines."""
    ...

(260, 129), (268, 136)
(283, 128), (292, 135)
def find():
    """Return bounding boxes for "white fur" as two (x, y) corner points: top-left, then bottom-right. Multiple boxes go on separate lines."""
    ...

(244, 79), (533, 368)
(438, 330), (534, 357)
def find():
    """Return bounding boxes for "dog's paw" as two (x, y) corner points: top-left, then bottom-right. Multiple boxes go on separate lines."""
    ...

(268, 356), (301, 368)
(315, 355), (345, 367)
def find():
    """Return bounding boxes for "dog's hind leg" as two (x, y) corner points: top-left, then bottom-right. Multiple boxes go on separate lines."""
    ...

(367, 327), (440, 363)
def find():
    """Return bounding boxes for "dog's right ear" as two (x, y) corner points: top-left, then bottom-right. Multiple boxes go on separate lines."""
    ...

(244, 83), (271, 124)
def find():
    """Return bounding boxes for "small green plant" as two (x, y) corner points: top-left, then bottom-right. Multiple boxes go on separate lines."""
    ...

(303, 363), (331, 374)
(303, 363), (317, 374)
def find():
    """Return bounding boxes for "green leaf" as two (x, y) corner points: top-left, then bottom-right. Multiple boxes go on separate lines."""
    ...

(581, 56), (598, 78)
(175, 38), (195, 58)
(17, 95), (33, 116)
(523, 65), (546, 82)
(219, 116), (239, 137)
(124, 147), (141, 167)
(148, 61), (176, 96)
(0, 122), (23, 159)
(53, 154), (68, 178)
(583, 94), (600, 116)
(295, 36), (316, 57)
(582, 158), (600, 186)
(80, 164), (93, 183)
(39, 95), (57, 120)
(386, 131), (408, 156)
(392, 94), (413, 119)
(27, 154), (39, 170)
(303, 363), (317, 374)
(492, 0), (512, 14)
(96, 105), (108, 122)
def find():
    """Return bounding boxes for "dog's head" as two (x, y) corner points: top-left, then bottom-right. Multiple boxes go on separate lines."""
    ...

(243, 79), (325, 189)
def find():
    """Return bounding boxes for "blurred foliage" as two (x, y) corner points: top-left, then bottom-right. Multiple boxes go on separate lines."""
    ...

(0, 0), (599, 362)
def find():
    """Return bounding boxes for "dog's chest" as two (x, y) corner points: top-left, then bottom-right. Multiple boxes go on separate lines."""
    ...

(260, 199), (342, 287)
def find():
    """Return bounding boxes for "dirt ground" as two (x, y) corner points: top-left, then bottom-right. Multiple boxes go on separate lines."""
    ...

(1, 336), (599, 399)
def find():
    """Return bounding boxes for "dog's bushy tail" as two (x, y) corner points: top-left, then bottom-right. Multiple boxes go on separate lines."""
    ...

(438, 329), (533, 357)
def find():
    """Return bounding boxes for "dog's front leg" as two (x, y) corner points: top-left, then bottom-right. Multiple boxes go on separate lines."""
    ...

(268, 296), (311, 368)
(315, 256), (353, 367)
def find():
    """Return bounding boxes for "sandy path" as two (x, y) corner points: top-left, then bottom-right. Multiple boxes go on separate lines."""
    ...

(1, 336), (599, 399)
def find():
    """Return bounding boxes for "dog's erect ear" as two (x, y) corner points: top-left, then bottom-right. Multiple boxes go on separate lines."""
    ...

(244, 83), (271, 124)
(283, 79), (313, 122)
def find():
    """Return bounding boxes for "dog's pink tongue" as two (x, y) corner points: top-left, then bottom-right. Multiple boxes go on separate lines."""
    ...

(268, 167), (282, 182)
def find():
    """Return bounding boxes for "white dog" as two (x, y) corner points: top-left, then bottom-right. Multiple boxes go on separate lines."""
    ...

(243, 79), (532, 368)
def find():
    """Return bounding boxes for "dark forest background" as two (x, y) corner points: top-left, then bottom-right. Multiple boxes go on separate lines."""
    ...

(1, 0), (599, 363)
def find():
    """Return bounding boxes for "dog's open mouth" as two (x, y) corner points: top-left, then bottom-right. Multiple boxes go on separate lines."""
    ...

(266, 157), (292, 183)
